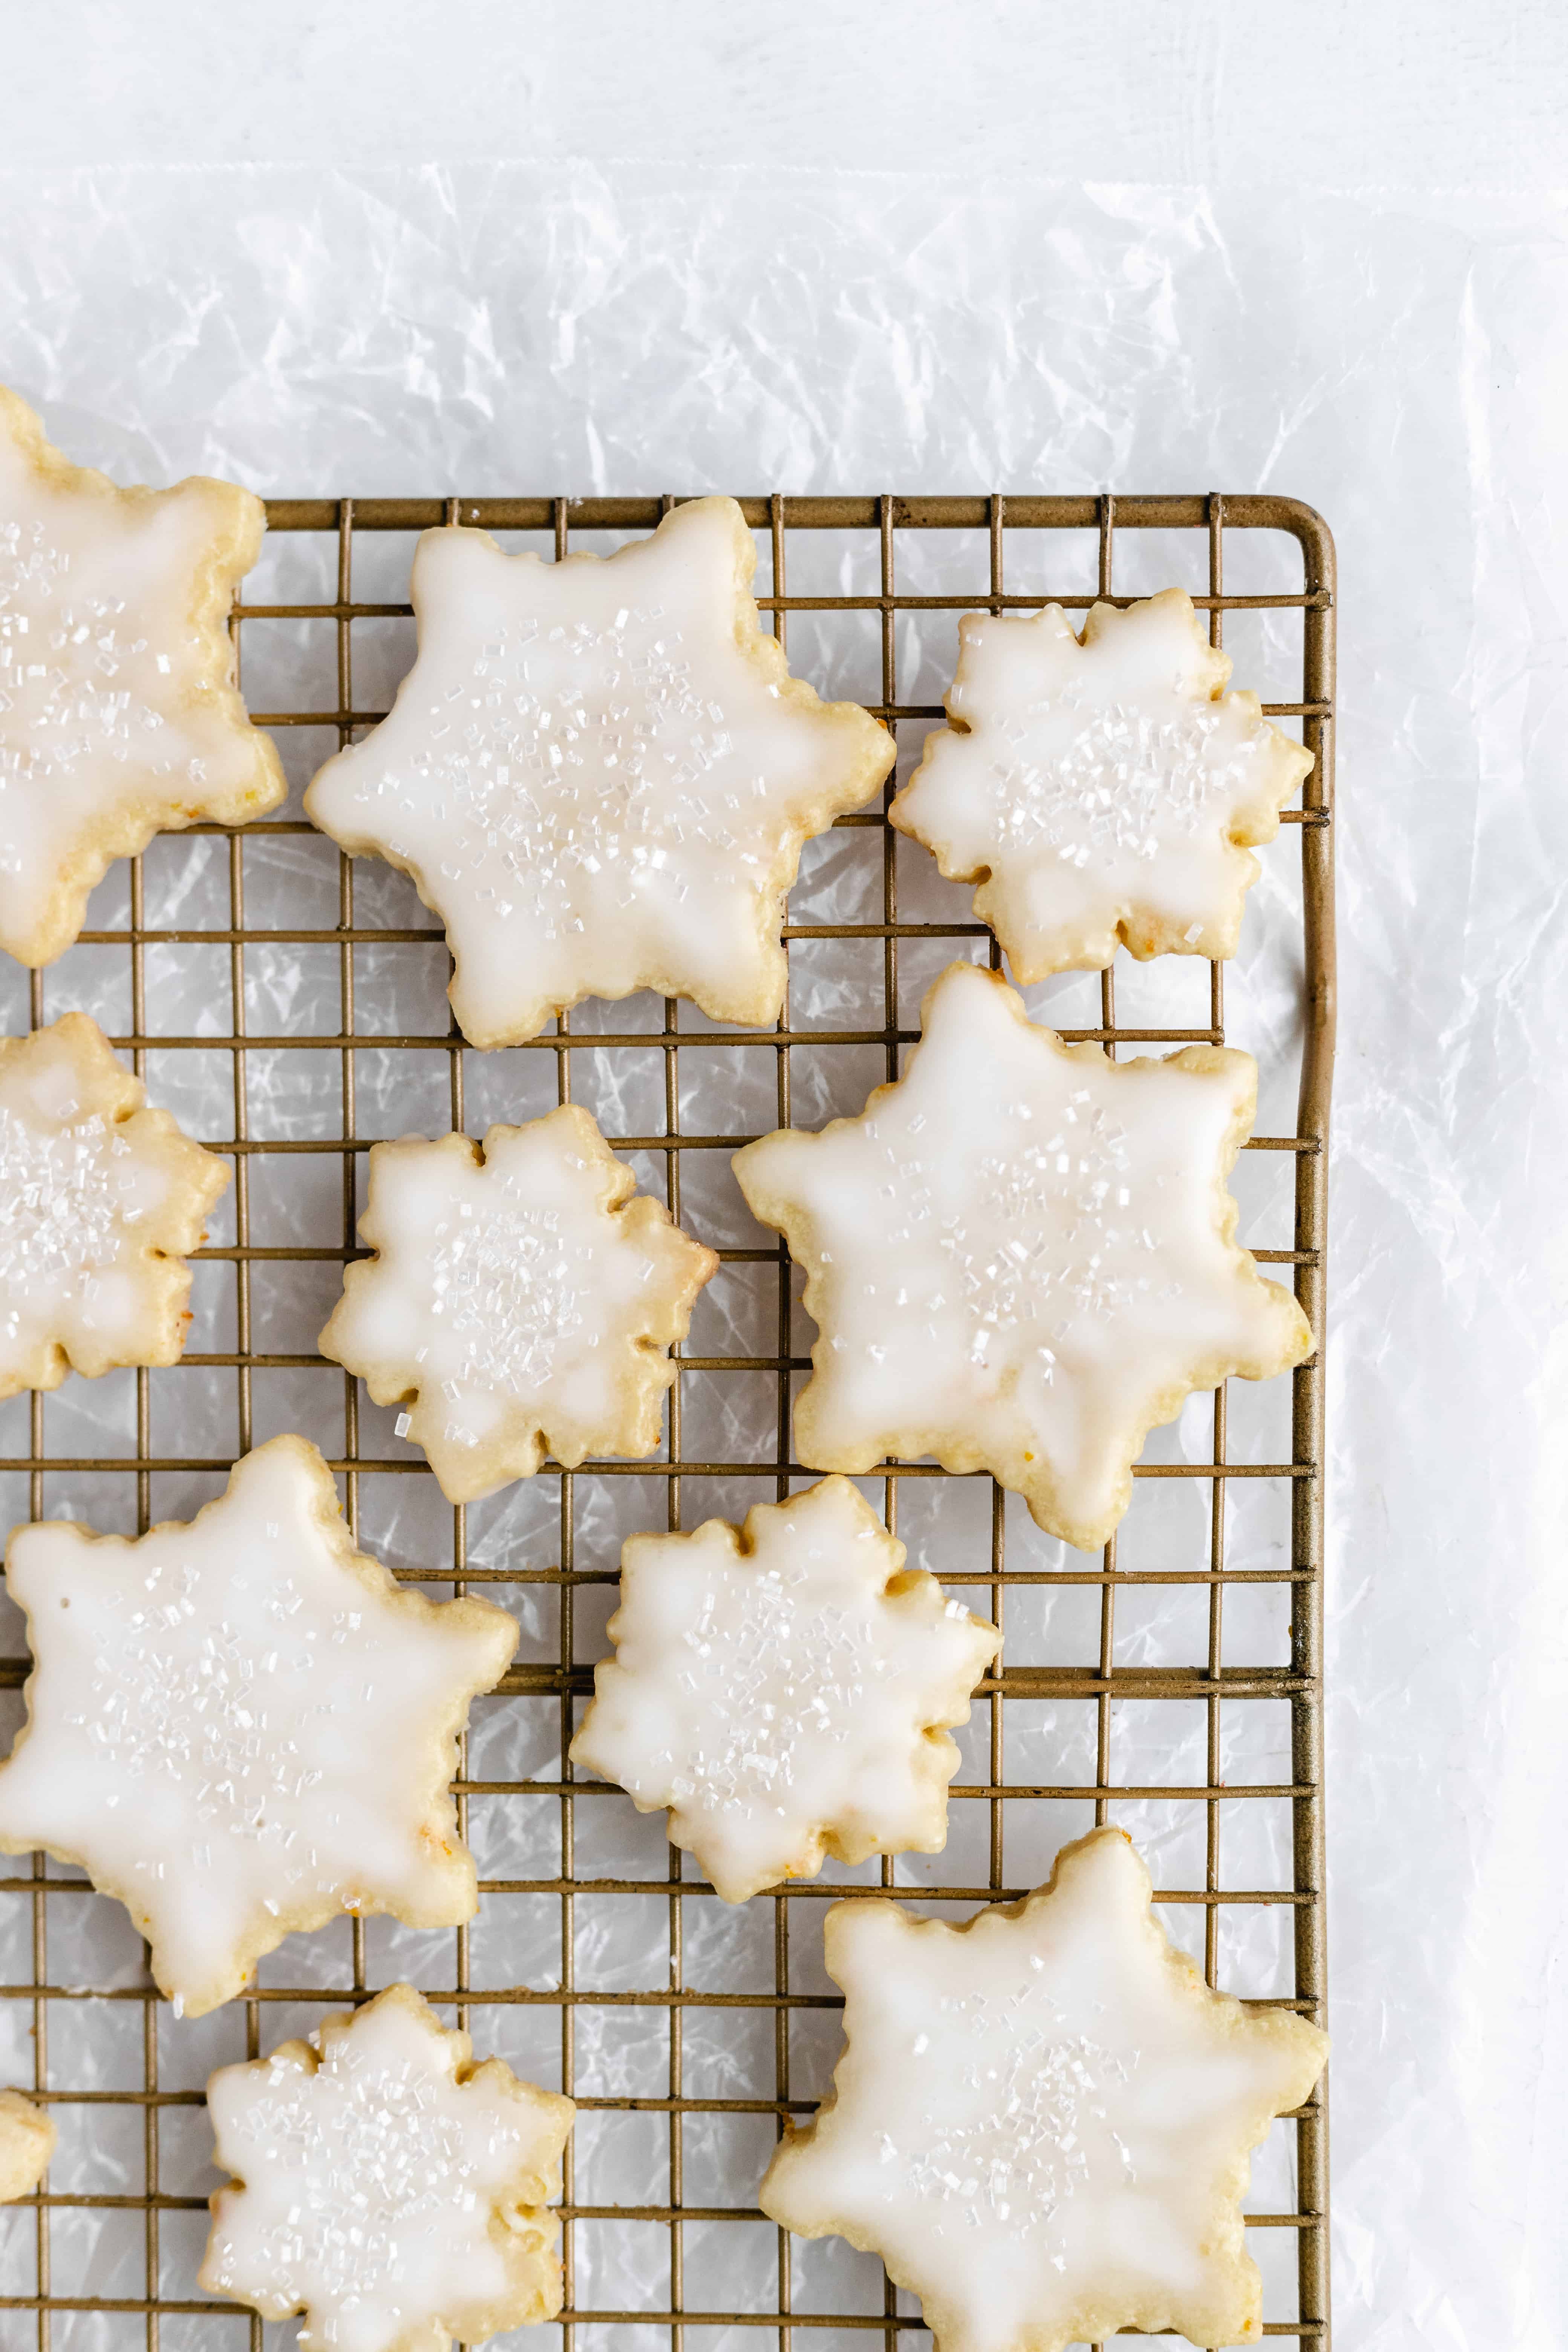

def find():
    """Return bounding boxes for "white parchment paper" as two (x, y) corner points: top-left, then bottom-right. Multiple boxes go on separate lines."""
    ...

(0, 163), (1565, 2350)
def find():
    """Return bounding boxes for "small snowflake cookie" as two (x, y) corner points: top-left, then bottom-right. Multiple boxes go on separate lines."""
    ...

(570, 1476), (999, 1902)
(303, 496), (894, 1044)
(761, 1827), (1328, 2352)
(0, 1436), (518, 2015)
(319, 1105), (718, 1503)
(201, 1982), (574, 2352)
(891, 590), (1313, 980)
(0, 2088), (54, 2203)
(733, 960), (1310, 1553)
(0, 385), (285, 968)
(0, 1011), (230, 1399)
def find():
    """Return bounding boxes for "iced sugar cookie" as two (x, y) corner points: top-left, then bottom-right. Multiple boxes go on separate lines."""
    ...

(733, 961), (1309, 1552)
(0, 2087), (54, 2203)
(0, 386), (285, 967)
(303, 497), (894, 1045)
(319, 1105), (717, 1504)
(0, 1011), (230, 1399)
(202, 1982), (574, 2352)
(761, 1827), (1327, 2352)
(571, 1476), (999, 1902)
(0, 1436), (517, 2015)
(891, 590), (1312, 980)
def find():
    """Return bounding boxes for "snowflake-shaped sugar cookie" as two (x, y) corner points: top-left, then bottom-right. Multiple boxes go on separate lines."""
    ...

(303, 496), (894, 1044)
(319, 1105), (717, 1503)
(0, 385), (285, 967)
(0, 1011), (230, 1399)
(571, 1476), (999, 1902)
(0, 1436), (518, 2015)
(0, 2089), (54, 2203)
(891, 590), (1313, 980)
(202, 1982), (574, 2352)
(733, 961), (1310, 1552)
(761, 1827), (1328, 2352)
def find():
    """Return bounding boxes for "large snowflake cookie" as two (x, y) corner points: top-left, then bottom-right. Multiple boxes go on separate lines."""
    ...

(891, 590), (1313, 980)
(733, 961), (1310, 1552)
(761, 1827), (1328, 2352)
(303, 496), (894, 1044)
(570, 1476), (999, 1902)
(319, 1105), (717, 1503)
(0, 2088), (55, 2203)
(0, 1011), (230, 1399)
(0, 1436), (517, 2015)
(0, 385), (285, 967)
(201, 1982), (574, 2352)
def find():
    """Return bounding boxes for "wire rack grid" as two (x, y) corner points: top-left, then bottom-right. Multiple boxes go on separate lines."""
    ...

(0, 488), (1335, 2351)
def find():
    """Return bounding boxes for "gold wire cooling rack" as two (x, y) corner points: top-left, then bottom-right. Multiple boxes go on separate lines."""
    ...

(0, 491), (1335, 2350)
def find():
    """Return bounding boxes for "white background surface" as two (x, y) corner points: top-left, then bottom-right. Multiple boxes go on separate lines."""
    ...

(5, 9), (1568, 2350)
(5, 0), (1568, 191)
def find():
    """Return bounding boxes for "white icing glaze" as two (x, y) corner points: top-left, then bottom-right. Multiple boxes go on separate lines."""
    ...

(0, 1072), (169, 1349)
(304, 498), (893, 1044)
(733, 962), (1310, 1551)
(0, 2087), (55, 2204)
(570, 1476), (998, 1901)
(760, 1829), (1328, 2352)
(319, 1107), (716, 1504)
(0, 387), (284, 966)
(202, 1983), (573, 2352)
(892, 590), (1312, 978)
(0, 1012), (229, 1397)
(0, 1437), (517, 2015)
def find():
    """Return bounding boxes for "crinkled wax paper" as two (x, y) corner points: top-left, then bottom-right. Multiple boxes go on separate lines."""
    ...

(0, 163), (1565, 2351)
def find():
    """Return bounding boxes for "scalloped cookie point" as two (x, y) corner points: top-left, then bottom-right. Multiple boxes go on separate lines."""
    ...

(0, 2088), (55, 2203)
(0, 386), (286, 968)
(0, 1012), (230, 1400)
(201, 1983), (574, 2352)
(0, 1436), (518, 2016)
(891, 588), (1312, 982)
(760, 1827), (1328, 2352)
(318, 1105), (717, 1503)
(302, 496), (894, 1045)
(733, 961), (1311, 1552)
(570, 1476), (1000, 1902)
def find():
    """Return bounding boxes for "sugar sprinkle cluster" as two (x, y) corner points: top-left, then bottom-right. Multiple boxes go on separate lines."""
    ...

(208, 2036), (514, 2310)
(427, 1197), (584, 1430)
(0, 517), (205, 835)
(372, 603), (767, 929)
(864, 1083), (1176, 1377)
(202, 1988), (572, 2351)
(982, 688), (1245, 867)
(891, 1973), (1135, 2238)
(0, 1099), (137, 1327)
(76, 1547), (354, 1888)
(666, 1563), (884, 1815)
